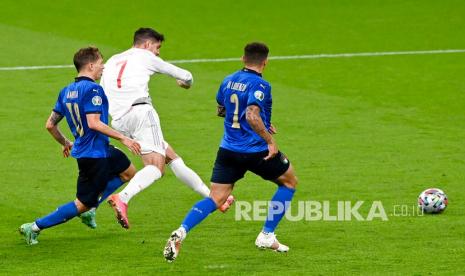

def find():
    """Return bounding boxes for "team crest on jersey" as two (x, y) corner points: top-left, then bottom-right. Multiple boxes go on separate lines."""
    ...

(254, 90), (265, 101)
(92, 95), (102, 106)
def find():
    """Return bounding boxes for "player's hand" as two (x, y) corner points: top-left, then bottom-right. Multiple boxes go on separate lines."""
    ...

(122, 137), (141, 155)
(264, 140), (278, 161)
(217, 105), (226, 117)
(176, 79), (191, 89)
(269, 124), (277, 135)
(62, 141), (73, 158)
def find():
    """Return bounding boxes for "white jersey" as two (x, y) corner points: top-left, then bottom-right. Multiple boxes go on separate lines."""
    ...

(101, 47), (193, 120)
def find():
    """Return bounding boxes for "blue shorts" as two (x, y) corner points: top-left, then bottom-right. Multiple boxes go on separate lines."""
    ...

(210, 147), (290, 184)
(76, 145), (130, 207)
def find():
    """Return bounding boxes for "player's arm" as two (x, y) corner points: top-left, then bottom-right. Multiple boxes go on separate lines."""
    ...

(45, 111), (73, 157)
(269, 123), (277, 134)
(150, 56), (193, 89)
(86, 113), (141, 155)
(246, 105), (278, 160)
(216, 82), (226, 117)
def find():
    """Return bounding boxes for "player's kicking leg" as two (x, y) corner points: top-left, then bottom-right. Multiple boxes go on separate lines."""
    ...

(165, 144), (234, 212)
(107, 108), (169, 228)
(255, 164), (298, 252)
(108, 151), (164, 229)
(19, 199), (90, 245)
(164, 183), (233, 262)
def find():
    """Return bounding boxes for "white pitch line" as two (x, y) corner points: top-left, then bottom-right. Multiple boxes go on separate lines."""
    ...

(1, 49), (464, 71)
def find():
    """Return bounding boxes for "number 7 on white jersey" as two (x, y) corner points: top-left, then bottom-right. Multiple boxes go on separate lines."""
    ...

(116, 60), (128, 88)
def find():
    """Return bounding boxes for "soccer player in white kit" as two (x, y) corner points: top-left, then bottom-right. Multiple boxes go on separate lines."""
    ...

(101, 28), (233, 228)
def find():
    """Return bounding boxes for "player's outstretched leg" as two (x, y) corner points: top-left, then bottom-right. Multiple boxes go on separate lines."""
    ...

(255, 165), (297, 252)
(166, 147), (235, 212)
(19, 200), (84, 245)
(168, 157), (210, 197)
(168, 158), (235, 212)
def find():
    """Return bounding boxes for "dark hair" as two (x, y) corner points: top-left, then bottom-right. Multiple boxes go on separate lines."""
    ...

(73, 47), (102, 72)
(133, 27), (165, 45)
(244, 42), (269, 65)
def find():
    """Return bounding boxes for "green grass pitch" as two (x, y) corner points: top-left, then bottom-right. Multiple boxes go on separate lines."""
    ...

(1, 0), (465, 274)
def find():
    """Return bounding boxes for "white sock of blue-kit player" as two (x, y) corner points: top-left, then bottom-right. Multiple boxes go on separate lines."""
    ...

(119, 165), (162, 204)
(169, 158), (210, 198)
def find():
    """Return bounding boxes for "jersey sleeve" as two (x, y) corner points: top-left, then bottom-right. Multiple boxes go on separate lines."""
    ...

(216, 80), (227, 105)
(246, 81), (270, 110)
(53, 90), (65, 115)
(147, 54), (193, 85)
(83, 85), (105, 114)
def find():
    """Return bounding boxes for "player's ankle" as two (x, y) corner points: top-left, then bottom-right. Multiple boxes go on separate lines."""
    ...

(31, 222), (41, 232)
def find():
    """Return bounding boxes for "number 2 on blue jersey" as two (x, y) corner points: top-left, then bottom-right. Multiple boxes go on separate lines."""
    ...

(230, 93), (240, 129)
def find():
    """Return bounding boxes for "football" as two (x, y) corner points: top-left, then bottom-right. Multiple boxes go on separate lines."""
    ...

(418, 188), (448, 214)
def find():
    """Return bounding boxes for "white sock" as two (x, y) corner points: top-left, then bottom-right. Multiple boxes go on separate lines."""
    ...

(31, 222), (40, 232)
(119, 165), (162, 204)
(169, 158), (210, 197)
(177, 226), (187, 240)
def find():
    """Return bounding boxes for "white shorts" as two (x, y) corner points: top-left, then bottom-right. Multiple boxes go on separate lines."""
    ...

(112, 104), (168, 156)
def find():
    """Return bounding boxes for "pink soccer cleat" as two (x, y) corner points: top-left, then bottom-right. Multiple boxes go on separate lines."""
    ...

(108, 194), (130, 229)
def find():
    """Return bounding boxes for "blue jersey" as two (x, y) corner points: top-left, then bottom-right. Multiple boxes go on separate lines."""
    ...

(53, 76), (110, 159)
(216, 68), (272, 153)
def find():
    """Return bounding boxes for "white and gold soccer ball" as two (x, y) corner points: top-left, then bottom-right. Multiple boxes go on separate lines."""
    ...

(418, 188), (448, 214)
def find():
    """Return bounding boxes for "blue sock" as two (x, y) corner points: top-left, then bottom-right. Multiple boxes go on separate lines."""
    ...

(263, 186), (296, 233)
(181, 197), (217, 232)
(98, 177), (124, 206)
(35, 201), (79, 230)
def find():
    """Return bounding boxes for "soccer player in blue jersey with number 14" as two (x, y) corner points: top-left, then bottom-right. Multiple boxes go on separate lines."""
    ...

(164, 42), (298, 261)
(19, 47), (141, 245)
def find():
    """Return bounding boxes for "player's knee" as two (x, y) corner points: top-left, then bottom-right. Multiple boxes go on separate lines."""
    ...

(283, 174), (298, 189)
(120, 173), (132, 182)
(292, 175), (298, 188)
(166, 156), (181, 165)
(120, 164), (137, 182)
(210, 186), (231, 207)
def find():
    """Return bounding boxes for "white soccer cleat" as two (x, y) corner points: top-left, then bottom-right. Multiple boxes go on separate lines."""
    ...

(164, 227), (187, 262)
(255, 231), (289, 252)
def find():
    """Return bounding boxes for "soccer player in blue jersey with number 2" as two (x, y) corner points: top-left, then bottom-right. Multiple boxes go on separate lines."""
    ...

(19, 47), (141, 245)
(164, 42), (298, 261)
